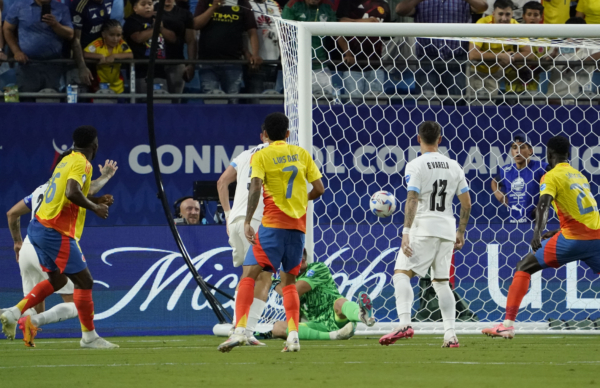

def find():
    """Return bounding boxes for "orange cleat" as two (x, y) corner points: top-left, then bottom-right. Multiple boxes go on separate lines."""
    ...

(18, 316), (40, 348)
(482, 323), (515, 339)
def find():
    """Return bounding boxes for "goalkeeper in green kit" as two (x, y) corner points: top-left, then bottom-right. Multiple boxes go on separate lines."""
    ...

(271, 249), (376, 341)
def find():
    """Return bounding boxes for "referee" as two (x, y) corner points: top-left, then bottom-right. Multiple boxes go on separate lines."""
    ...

(491, 132), (548, 223)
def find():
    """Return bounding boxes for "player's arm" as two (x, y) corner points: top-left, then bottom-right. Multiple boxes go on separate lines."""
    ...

(455, 191), (472, 251)
(244, 177), (262, 244)
(531, 194), (553, 251)
(66, 179), (109, 219)
(308, 178), (325, 201)
(6, 200), (30, 262)
(217, 165), (237, 218)
(400, 190), (419, 257)
(89, 160), (118, 195)
(491, 176), (508, 206)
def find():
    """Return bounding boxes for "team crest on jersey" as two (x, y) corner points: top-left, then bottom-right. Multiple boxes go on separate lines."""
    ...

(306, 269), (315, 277)
(232, 5), (240, 11)
(377, 6), (384, 14)
(100, 9), (104, 16)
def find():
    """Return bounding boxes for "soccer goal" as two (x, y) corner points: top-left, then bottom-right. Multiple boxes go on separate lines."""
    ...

(231, 20), (600, 336)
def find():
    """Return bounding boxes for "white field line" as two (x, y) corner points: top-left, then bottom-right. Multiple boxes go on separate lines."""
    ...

(1, 360), (600, 370)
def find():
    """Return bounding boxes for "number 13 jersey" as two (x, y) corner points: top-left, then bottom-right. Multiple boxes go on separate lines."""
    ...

(250, 140), (322, 233)
(404, 152), (469, 241)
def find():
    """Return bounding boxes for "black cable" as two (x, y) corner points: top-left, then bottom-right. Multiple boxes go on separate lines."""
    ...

(146, 0), (232, 324)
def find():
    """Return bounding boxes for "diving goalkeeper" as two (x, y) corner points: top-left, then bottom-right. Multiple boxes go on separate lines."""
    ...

(271, 249), (376, 341)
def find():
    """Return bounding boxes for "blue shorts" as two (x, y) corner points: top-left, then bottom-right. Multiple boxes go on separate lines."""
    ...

(27, 219), (87, 275)
(534, 231), (600, 273)
(244, 225), (305, 276)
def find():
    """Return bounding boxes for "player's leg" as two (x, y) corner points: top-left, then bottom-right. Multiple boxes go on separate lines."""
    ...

(272, 320), (355, 341)
(333, 294), (376, 327)
(278, 229), (306, 353)
(381, 236), (437, 345)
(219, 225), (283, 352)
(431, 239), (459, 348)
(245, 270), (272, 345)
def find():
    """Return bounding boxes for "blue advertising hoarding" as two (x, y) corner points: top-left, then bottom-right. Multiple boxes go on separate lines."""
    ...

(1, 103), (600, 338)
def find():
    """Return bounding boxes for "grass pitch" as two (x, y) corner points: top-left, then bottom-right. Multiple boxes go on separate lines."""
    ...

(0, 335), (599, 388)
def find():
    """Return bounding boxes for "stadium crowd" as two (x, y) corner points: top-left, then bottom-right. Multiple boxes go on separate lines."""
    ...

(0, 0), (597, 103)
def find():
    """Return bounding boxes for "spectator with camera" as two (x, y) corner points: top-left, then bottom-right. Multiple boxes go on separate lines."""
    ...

(124, 0), (175, 93)
(2, 0), (73, 97)
(174, 197), (203, 225)
(161, 0), (196, 100)
(193, 0), (259, 104)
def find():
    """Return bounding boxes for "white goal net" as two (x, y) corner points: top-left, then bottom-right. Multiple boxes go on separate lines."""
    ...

(255, 20), (600, 335)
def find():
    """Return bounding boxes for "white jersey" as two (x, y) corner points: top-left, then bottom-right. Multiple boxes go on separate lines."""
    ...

(404, 152), (469, 241)
(22, 183), (49, 243)
(229, 144), (268, 223)
(246, 0), (281, 60)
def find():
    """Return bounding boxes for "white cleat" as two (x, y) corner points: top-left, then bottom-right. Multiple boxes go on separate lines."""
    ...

(0, 309), (19, 340)
(80, 337), (119, 349)
(332, 322), (356, 340)
(281, 335), (300, 352)
(218, 333), (248, 353)
(247, 335), (266, 346)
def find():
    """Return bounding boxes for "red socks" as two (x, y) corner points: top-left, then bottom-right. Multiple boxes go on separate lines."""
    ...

(73, 289), (95, 332)
(235, 278), (255, 329)
(282, 285), (300, 333)
(505, 271), (531, 321)
(16, 280), (54, 314)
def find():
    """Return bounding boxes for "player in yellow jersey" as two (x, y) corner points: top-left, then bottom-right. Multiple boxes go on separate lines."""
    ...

(483, 136), (600, 339)
(218, 112), (325, 353)
(0, 126), (118, 349)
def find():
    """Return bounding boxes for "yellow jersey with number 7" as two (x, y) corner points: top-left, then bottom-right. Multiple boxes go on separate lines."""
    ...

(250, 140), (322, 233)
(540, 163), (600, 240)
(36, 152), (93, 241)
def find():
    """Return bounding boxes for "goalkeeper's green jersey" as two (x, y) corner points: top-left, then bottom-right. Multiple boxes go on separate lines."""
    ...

(297, 262), (343, 321)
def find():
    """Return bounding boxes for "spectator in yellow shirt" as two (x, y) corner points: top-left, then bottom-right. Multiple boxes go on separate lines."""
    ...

(576, 0), (600, 24)
(468, 0), (532, 104)
(543, 0), (573, 24)
(84, 20), (133, 94)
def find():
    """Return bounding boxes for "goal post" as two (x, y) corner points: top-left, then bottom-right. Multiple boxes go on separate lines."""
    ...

(242, 19), (600, 336)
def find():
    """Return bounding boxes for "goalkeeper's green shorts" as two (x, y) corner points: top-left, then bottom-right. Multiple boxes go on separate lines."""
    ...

(303, 307), (349, 332)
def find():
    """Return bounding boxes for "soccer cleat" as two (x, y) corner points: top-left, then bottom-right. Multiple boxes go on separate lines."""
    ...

(217, 333), (248, 353)
(482, 323), (515, 339)
(80, 337), (120, 349)
(247, 335), (266, 346)
(442, 336), (460, 348)
(332, 322), (356, 340)
(0, 309), (19, 340)
(281, 337), (300, 352)
(18, 316), (40, 348)
(379, 325), (414, 346)
(357, 291), (376, 327)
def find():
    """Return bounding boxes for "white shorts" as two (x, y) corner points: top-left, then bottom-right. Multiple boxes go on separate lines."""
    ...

(19, 241), (74, 296)
(228, 218), (261, 267)
(395, 236), (454, 279)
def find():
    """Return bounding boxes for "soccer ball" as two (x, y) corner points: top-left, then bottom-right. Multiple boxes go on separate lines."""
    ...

(369, 191), (397, 218)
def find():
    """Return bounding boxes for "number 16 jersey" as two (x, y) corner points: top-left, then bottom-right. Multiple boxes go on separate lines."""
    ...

(404, 152), (469, 241)
(250, 140), (322, 233)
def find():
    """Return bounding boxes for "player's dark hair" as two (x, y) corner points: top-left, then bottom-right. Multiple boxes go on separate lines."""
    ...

(493, 0), (514, 10)
(566, 17), (586, 25)
(102, 19), (122, 33)
(263, 112), (289, 141)
(72, 125), (98, 148)
(523, 1), (543, 14)
(418, 121), (442, 145)
(131, 0), (145, 7)
(547, 136), (570, 156)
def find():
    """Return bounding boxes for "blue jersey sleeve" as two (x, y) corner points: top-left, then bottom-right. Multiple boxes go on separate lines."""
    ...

(23, 194), (33, 210)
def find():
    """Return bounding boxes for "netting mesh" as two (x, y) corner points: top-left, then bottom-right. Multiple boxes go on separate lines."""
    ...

(262, 20), (600, 334)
